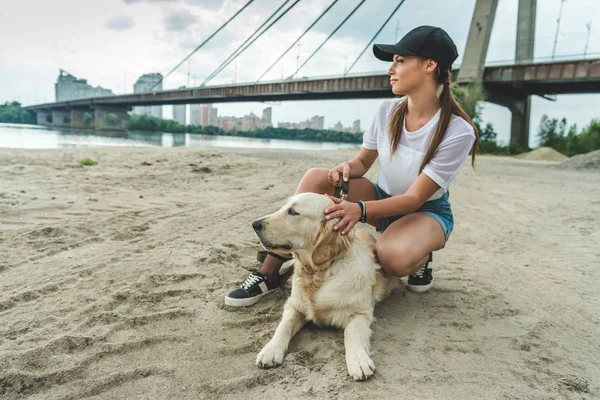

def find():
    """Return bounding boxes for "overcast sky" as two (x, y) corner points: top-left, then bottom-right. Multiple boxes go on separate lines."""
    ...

(1, 0), (599, 146)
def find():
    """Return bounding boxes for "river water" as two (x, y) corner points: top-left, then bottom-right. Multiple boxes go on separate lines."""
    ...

(0, 123), (361, 151)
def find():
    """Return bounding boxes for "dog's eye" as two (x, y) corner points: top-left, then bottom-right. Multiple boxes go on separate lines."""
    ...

(288, 208), (299, 216)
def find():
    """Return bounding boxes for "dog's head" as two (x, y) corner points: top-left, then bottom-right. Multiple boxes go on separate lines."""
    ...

(252, 192), (353, 268)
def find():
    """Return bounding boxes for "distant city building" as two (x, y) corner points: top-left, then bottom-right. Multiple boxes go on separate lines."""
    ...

(55, 69), (114, 102)
(189, 104), (272, 131)
(278, 115), (324, 130)
(172, 86), (187, 125)
(219, 115), (241, 131)
(331, 119), (362, 133)
(173, 104), (186, 125)
(189, 105), (199, 126)
(190, 104), (218, 127)
(261, 107), (272, 126)
(133, 73), (163, 119)
(333, 121), (344, 131)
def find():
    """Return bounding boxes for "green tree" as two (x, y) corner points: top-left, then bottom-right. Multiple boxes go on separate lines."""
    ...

(83, 112), (93, 125)
(106, 113), (118, 125)
(0, 101), (35, 124)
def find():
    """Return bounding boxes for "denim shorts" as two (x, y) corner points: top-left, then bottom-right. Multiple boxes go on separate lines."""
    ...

(372, 182), (454, 247)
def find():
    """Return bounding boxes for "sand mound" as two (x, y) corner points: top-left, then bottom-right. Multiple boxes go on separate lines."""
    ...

(553, 149), (600, 170)
(515, 146), (568, 162)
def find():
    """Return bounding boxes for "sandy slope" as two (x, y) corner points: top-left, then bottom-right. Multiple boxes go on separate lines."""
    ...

(0, 147), (598, 400)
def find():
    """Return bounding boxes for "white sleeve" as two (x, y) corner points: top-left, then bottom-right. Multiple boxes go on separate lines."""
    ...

(423, 133), (476, 190)
(362, 100), (394, 150)
(362, 115), (378, 150)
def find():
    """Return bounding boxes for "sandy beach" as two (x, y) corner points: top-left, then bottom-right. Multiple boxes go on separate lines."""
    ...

(0, 146), (598, 399)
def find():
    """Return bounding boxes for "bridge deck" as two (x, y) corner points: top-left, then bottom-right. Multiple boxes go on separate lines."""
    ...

(25, 58), (600, 111)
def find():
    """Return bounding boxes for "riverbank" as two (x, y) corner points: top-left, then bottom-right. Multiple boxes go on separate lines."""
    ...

(0, 147), (598, 399)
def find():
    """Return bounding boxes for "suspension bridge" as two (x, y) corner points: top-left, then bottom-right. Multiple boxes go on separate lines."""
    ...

(25, 0), (600, 149)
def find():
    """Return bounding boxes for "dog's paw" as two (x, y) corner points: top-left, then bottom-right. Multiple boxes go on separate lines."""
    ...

(256, 341), (286, 368)
(346, 351), (376, 380)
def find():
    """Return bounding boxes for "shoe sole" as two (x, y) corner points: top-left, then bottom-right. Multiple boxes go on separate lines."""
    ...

(224, 261), (295, 307)
(225, 290), (272, 307)
(407, 278), (434, 293)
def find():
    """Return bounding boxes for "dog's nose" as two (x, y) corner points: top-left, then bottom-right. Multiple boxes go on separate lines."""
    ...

(252, 219), (263, 232)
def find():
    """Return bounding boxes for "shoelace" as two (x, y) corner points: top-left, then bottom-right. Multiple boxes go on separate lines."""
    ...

(412, 266), (428, 279)
(241, 274), (263, 290)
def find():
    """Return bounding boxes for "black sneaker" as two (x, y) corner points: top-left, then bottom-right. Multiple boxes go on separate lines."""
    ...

(225, 261), (294, 307)
(407, 253), (433, 293)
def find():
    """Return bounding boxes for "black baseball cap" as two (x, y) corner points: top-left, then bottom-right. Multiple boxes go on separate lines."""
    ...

(373, 25), (458, 69)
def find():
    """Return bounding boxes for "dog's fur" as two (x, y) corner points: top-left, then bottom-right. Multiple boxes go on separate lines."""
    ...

(252, 192), (398, 380)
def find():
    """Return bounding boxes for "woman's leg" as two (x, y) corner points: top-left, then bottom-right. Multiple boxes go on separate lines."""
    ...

(259, 167), (380, 278)
(375, 212), (446, 277)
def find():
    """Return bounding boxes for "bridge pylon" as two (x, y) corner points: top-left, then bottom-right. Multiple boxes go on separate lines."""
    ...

(458, 0), (536, 150)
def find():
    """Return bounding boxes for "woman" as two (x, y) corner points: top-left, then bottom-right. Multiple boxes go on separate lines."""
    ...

(225, 25), (478, 307)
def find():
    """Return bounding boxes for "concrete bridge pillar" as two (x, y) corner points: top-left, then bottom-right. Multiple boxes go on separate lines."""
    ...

(94, 106), (129, 131)
(36, 110), (52, 126)
(509, 96), (531, 150)
(71, 108), (95, 130)
(51, 110), (71, 129)
(485, 91), (530, 150)
(513, 0), (536, 149)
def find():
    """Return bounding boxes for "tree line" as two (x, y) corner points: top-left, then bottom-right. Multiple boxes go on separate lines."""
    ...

(0, 101), (36, 124)
(128, 114), (363, 143)
(2, 99), (599, 156)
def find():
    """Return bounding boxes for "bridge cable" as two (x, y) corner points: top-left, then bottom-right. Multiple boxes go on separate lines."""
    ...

(150, 0), (255, 91)
(255, 0), (341, 84)
(286, 0), (367, 80)
(201, 0), (302, 87)
(344, 0), (407, 76)
(200, 0), (294, 87)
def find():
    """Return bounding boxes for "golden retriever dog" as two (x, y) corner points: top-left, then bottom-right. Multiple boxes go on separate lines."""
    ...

(252, 192), (398, 380)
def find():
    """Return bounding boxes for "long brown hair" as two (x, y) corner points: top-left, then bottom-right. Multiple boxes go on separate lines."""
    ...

(388, 59), (479, 173)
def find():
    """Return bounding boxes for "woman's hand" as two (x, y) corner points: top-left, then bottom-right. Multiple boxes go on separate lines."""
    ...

(323, 194), (362, 235)
(327, 162), (351, 187)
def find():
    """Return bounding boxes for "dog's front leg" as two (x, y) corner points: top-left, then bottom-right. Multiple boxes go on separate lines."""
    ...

(344, 312), (375, 380)
(256, 301), (306, 368)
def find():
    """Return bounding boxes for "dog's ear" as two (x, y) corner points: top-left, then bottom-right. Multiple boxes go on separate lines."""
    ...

(311, 219), (352, 267)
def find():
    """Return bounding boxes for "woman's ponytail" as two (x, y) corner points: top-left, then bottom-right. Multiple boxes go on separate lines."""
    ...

(388, 60), (480, 172)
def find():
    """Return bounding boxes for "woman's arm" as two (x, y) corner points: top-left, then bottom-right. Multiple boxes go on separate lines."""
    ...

(348, 148), (378, 178)
(329, 148), (378, 186)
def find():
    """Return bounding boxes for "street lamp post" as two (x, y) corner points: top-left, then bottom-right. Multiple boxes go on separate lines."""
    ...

(584, 21), (592, 58)
(551, 0), (567, 61)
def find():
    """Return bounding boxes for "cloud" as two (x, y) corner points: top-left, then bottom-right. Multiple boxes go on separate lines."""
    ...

(123, 0), (174, 4)
(183, 0), (223, 10)
(164, 9), (198, 31)
(104, 16), (135, 31)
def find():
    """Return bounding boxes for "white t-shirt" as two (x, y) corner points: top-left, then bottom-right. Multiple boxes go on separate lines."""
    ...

(362, 97), (476, 201)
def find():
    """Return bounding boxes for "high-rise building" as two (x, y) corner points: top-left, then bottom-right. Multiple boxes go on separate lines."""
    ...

(352, 119), (361, 133)
(261, 107), (272, 126)
(189, 105), (199, 126)
(133, 73), (163, 119)
(173, 105), (186, 125)
(310, 115), (324, 130)
(199, 104), (218, 127)
(55, 69), (114, 101)
(278, 115), (325, 130)
(189, 104), (219, 127)
(172, 86), (187, 125)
